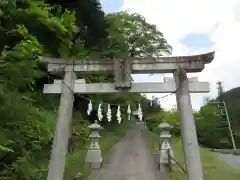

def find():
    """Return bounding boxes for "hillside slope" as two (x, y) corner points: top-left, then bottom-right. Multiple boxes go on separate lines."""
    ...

(196, 86), (240, 149)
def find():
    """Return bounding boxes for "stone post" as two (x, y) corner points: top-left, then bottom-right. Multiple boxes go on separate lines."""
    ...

(85, 120), (103, 169)
(174, 67), (204, 180)
(113, 59), (132, 89)
(159, 122), (175, 171)
(47, 70), (76, 180)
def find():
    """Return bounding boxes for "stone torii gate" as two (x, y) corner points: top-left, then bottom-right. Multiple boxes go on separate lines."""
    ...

(40, 51), (214, 180)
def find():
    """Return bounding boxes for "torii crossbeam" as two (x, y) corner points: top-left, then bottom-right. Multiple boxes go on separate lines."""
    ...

(40, 51), (214, 74)
(43, 77), (210, 94)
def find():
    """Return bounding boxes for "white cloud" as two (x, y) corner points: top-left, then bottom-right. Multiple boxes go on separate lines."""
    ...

(123, 0), (240, 110)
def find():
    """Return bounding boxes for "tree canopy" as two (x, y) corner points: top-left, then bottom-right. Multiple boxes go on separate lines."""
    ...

(105, 12), (172, 58)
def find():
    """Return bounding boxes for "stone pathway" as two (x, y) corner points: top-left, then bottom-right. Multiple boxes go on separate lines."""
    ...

(87, 124), (169, 180)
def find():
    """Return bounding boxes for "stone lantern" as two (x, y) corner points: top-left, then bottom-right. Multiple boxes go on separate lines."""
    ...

(85, 120), (103, 169)
(158, 121), (175, 170)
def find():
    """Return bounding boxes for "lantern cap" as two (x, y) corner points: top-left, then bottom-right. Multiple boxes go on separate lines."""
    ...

(88, 120), (104, 130)
(158, 122), (173, 129)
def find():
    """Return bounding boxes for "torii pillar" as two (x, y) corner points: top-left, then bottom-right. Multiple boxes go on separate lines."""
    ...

(174, 67), (204, 180)
(47, 69), (76, 180)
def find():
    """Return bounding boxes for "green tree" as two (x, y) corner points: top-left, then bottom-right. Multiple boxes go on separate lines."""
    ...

(195, 100), (231, 149)
(105, 11), (172, 58)
(46, 0), (108, 51)
(195, 84), (240, 149)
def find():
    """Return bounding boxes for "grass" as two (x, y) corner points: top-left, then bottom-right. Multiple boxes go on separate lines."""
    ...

(64, 121), (131, 180)
(149, 132), (240, 180)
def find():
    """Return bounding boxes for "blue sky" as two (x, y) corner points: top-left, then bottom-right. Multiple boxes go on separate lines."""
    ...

(100, 0), (123, 13)
(180, 34), (212, 53)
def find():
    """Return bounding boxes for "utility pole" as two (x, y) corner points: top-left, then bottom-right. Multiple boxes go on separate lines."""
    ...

(208, 100), (236, 150)
(222, 101), (236, 150)
(217, 81), (224, 97)
(216, 81), (236, 150)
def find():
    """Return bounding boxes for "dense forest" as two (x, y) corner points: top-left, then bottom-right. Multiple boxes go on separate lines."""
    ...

(0, 0), (171, 179)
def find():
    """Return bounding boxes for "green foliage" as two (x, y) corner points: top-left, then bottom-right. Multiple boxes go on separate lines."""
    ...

(145, 107), (180, 135)
(196, 101), (230, 149)
(2, 25), (43, 90)
(0, 145), (13, 152)
(105, 11), (172, 58)
(46, 0), (108, 51)
(161, 108), (180, 135)
(196, 86), (240, 149)
(0, 1), (92, 179)
(0, 0), (171, 179)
